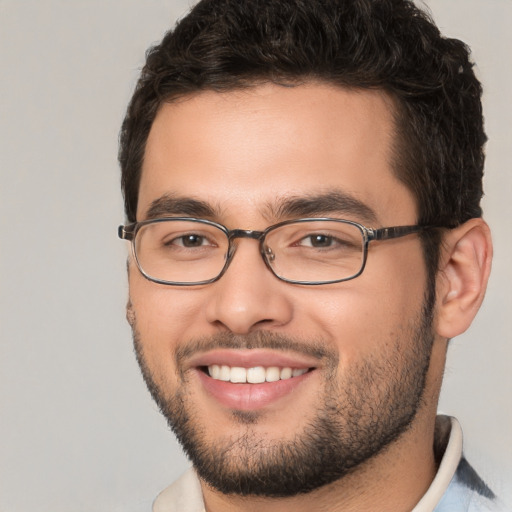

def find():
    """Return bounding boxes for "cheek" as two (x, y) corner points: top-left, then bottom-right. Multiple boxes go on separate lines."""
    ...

(364, 238), (428, 306)
(299, 244), (427, 357)
(128, 271), (206, 361)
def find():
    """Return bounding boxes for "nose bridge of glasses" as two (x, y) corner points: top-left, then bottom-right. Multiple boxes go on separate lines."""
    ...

(228, 229), (265, 241)
(225, 229), (273, 267)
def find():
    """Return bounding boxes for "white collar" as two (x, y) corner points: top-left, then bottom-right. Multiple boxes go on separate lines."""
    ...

(412, 416), (463, 511)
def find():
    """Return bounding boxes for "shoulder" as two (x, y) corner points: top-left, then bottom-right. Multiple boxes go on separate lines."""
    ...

(436, 470), (510, 512)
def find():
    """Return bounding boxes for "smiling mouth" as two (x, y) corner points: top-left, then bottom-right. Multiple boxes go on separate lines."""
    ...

(205, 365), (310, 384)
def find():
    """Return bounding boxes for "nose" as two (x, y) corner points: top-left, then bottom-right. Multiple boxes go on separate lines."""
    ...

(205, 239), (294, 334)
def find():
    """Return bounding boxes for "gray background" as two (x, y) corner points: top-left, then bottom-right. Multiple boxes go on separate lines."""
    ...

(0, 1), (510, 510)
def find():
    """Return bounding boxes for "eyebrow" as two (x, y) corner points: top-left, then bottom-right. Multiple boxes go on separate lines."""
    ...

(144, 194), (220, 220)
(267, 191), (378, 225)
(143, 190), (378, 225)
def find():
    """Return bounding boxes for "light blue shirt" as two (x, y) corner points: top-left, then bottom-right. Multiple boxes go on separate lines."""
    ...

(434, 463), (508, 512)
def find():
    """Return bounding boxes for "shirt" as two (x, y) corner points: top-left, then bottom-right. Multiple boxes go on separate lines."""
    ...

(153, 416), (507, 512)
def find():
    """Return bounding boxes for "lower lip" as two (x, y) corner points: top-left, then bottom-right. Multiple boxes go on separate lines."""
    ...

(196, 369), (313, 410)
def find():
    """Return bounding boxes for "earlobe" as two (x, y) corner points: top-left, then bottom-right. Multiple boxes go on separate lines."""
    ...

(435, 218), (493, 339)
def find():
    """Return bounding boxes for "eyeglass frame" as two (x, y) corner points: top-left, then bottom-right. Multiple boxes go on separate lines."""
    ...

(118, 217), (437, 286)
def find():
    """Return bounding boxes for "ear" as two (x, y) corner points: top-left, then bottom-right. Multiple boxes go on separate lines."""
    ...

(435, 218), (492, 339)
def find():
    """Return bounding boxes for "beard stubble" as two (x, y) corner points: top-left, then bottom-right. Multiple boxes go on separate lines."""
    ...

(130, 293), (435, 497)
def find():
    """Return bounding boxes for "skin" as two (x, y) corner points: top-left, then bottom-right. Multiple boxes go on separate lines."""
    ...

(127, 83), (492, 511)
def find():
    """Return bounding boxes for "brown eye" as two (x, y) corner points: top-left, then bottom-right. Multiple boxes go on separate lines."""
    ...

(179, 234), (206, 247)
(306, 234), (333, 247)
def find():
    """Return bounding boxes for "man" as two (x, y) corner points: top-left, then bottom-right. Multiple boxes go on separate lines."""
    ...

(117, 0), (503, 510)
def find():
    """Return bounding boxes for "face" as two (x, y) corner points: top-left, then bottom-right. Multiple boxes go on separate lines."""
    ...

(128, 84), (435, 496)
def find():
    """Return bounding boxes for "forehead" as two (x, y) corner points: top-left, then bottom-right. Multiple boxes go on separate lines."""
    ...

(138, 83), (416, 226)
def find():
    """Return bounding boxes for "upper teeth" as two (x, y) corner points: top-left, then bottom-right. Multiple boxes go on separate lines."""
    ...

(208, 365), (308, 384)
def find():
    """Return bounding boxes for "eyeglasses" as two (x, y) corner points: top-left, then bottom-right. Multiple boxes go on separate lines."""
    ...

(118, 217), (431, 286)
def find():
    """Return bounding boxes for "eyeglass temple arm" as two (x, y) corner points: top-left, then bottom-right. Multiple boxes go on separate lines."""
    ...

(369, 225), (429, 241)
(118, 224), (136, 241)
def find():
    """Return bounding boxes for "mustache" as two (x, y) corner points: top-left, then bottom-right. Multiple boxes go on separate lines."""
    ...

(127, 302), (338, 369)
(175, 331), (337, 367)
